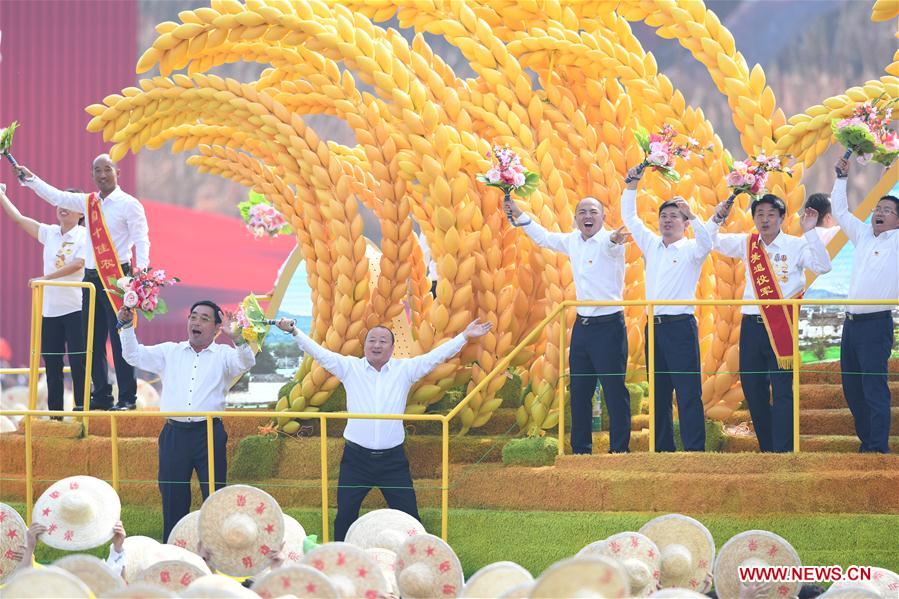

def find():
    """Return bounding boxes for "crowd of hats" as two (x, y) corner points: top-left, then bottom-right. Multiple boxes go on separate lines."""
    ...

(1, 476), (897, 598)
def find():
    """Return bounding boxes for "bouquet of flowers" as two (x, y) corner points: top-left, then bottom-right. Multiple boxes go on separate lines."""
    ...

(725, 153), (793, 202)
(831, 96), (898, 164)
(477, 145), (540, 224)
(239, 191), (292, 238)
(228, 293), (269, 351)
(0, 121), (25, 179)
(632, 123), (708, 182)
(109, 267), (180, 321)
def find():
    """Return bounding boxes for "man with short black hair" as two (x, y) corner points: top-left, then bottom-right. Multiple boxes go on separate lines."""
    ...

(710, 193), (831, 452)
(118, 301), (253, 540)
(276, 317), (492, 540)
(803, 192), (840, 244)
(832, 157), (898, 454)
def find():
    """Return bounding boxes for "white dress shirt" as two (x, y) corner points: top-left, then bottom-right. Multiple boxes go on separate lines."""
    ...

(24, 176), (150, 269)
(621, 189), (714, 315)
(292, 330), (467, 449)
(120, 328), (255, 422)
(107, 545), (125, 576)
(711, 227), (832, 315)
(418, 231), (438, 282)
(37, 224), (87, 317)
(831, 179), (898, 314)
(517, 215), (626, 316)
(815, 225), (840, 245)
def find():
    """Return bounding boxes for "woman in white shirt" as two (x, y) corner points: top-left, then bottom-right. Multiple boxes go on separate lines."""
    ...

(1, 185), (87, 416)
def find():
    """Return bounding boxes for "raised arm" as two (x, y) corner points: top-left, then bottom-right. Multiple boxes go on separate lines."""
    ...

(504, 198), (570, 254)
(17, 168), (88, 213)
(126, 198), (151, 269)
(621, 166), (658, 253)
(118, 312), (170, 374)
(403, 319), (492, 383)
(798, 208), (832, 275)
(219, 310), (257, 378)
(0, 185), (41, 239)
(277, 318), (353, 380)
(831, 157), (865, 244)
(711, 229), (748, 260)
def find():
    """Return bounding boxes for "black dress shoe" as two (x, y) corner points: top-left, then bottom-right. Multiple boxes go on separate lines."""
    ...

(73, 405), (84, 412)
(111, 402), (136, 411)
(88, 402), (111, 411)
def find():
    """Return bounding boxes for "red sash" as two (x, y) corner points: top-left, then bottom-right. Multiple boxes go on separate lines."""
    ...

(87, 192), (126, 312)
(747, 233), (800, 369)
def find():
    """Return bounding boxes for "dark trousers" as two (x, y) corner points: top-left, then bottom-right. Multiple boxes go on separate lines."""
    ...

(334, 440), (420, 542)
(82, 265), (136, 409)
(644, 316), (706, 452)
(841, 312), (895, 454)
(569, 313), (631, 454)
(41, 311), (86, 411)
(159, 419), (227, 541)
(739, 316), (793, 453)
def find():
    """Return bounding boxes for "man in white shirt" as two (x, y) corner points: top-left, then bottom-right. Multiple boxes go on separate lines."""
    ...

(417, 230), (438, 297)
(804, 192), (841, 245)
(621, 166), (716, 451)
(711, 195), (831, 452)
(17, 157), (151, 411)
(117, 301), (254, 540)
(1, 184), (87, 415)
(832, 157), (898, 454)
(505, 197), (631, 454)
(275, 317), (492, 541)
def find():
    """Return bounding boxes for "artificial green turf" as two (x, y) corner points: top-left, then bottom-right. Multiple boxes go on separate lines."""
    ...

(8, 504), (898, 578)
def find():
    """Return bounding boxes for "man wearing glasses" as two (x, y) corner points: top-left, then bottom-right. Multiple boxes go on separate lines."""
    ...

(832, 157), (899, 454)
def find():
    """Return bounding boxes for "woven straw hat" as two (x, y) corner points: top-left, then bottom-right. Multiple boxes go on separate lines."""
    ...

(166, 510), (200, 554)
(638, 514), (715, 591)
(1, 502), (27, 583)
(713, 530), (801, 599)
(302, 541), (389, 598)
(32, 475), (121, 551)
(529, 555), (630, 598)
(461, 561), (533, 598)
(181, 573), (258, 598)
(498, 581), (536, 599)
(395, 533), (464, 599)
(579, 532), (661, 597)
(829, 567), (899, 598)
(99, 584), (178, 598)
(135, 559), (209, 592)
(649, 588), (709, 598)
(121, 535), (211, 584)
(0, 415), (17, 433)
(281, 513), (308, 565)
(2, 564), (91, 598)
(820, 584), (883, 598)
(198, 484), (285, 577)
(54, 554), (124, 595)
(364, 547), (399, 594)
(252, 564), (340, 599)
(345, 508), (426, 554)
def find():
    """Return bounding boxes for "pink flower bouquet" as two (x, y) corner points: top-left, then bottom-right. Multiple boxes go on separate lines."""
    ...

(227, 293), (269, 351)
(633, 123), (708, 182)
(239, 191), (292, 239)
(477, 145), (540, 197)
(724, 153), (793, 207)
(832, 96), (898, 165)
(108, 267), (180, 321)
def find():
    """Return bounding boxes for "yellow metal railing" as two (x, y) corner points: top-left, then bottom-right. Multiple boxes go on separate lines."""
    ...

(2, 292), (895, 541)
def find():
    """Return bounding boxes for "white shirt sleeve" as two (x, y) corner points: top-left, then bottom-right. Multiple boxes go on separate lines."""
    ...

(292, 329), (353, 380)
(521, 218), (571, 255)
(830, 178), (865, 245)
(600, 228), (626, 258)
(106, 545), (125, 577)
(798, 231), (833, 274)
(119, 327), (169, 374)
(401, 334), (468, 384)
(689, 216), (715, 262)
(224, 343), (257, 379)
(620, 189), (657, 253)
(23, 176), (88, 212)
(37, 223), (52, 245)
(713, 232), (748, 260)
(126, 199), (151, 269)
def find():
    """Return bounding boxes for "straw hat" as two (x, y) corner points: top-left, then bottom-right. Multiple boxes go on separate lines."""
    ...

(252, 564), (340, 599)
(529, 555), (630, 598)
(121, 535), (211, 584)
(1, 502), (27, 583)
(345, 508), (426, 554)
(99, 584), (178, 598)
(461, 561), (533, 599)
(649, 588), (709, 598)
(395, 533), (464, 599)
(302, 541), (389, 598)
(498, 581), (536, 599)
(713, 530), (801, 599)
(32, 475), (121, 550)
(579, 532), (661, 597)
(0, 415), (17, 433)
(198, 484), (285, 577)
(54, 554), (124, 595)
(820, 584), (883, 598)
(167, 510), (200, 554)
(364, 547), (399, 594)
(638, 514), (715, 591)
(281, 513), (307, 565)
(829, 567), (899, 598)
(135, 559), (209, 592)
(2, 564), (92, 598)
(182, 573), (258, 598)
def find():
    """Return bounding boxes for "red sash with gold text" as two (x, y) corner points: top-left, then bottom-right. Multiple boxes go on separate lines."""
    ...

(747, 233), (800, 369)
(87, 192), (126, 311)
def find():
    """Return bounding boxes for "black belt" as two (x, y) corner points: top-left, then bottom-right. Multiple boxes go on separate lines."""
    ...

(743, 315), (766, 324)
(651, 314), (694, 325)
(845, 310), (893, 322)
(344, 438), (403, 456)
(84, 265), (130, 275)
(576, 311), (623, 326)
(166, 418), (222, 429)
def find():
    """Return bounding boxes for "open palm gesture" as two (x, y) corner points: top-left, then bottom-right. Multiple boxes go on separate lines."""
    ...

(463, 318), (493, 340)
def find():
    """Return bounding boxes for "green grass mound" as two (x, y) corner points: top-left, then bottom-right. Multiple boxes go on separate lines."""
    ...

(502, 436), (559, 467)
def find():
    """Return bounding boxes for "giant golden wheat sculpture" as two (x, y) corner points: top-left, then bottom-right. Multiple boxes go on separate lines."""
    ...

(85, 0), (899, 432)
